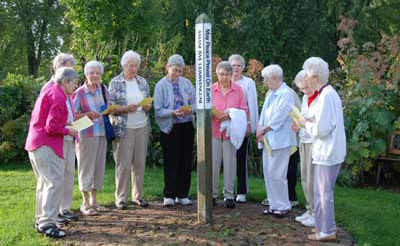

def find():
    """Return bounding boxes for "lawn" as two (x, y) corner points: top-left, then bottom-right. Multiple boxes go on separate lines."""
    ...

(0, 162), (399, 246)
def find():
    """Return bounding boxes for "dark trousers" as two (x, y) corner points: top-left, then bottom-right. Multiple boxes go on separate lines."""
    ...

(236, 136), (249, 195)
(287, 149), (299, 201)
(160, 122), (194, 199)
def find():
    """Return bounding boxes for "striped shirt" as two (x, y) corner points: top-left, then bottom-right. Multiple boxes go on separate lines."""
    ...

(73, 83), (109, 137)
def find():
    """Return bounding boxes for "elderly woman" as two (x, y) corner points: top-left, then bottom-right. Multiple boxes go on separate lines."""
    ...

(298, 57), (346, 242)
(40, 53), (76, 93)
(256, 64), (297, 217)
(25, 67), (78, 238)
(154, 54), (195, 206)
(73, 61), (110, 215)
(39, 53), (80, 223)
(212, 61), (248, 209)
(228, 54), (259, 203)
(109, 50), (151, 209)
(292, 70), (318, 227)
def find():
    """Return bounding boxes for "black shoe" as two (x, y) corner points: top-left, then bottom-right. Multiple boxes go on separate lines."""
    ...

(37, 225), (66, 238)
(116, 201), (127, 210)
(132, 199), (149, 208)
(56, 215), (68, 225)
(212, 198), (217, 207)
(61, 210), (79, 221)
(225, 199), (235, 208)
(273, 209), (290, 218)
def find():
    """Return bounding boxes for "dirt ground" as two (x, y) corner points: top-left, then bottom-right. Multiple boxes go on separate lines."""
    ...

(61, 200), (354, 246)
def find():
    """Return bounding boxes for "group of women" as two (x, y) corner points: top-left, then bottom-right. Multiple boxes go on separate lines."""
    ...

(25, 50), (345, 242)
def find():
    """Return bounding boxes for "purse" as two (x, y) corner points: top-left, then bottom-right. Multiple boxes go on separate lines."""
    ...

(100, 84), (116, 142)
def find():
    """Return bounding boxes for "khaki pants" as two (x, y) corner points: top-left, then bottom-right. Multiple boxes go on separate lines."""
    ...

(60, 139), (75, 213)
(299, 142), (314, 214)
(76, 136), (107, 191)
(212, 138), (237, 199)
(113, 125), (149, 203)
(29, 146), (64, 228)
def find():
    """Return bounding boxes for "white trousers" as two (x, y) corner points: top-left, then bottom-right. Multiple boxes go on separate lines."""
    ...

(76, 136), (107, 191)
(212, 138), (237, 199)
(29, 146), (64, 228)
(314, 163), (341, 234)
(60, 139), (75, 212)
(299, 142), (314, 214)
(263, 147), (291, 210)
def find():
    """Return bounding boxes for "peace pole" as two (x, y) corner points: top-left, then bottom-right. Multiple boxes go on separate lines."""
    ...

(195, 13), (213, 223)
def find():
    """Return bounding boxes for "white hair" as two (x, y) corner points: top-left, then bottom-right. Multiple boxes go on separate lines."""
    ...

(261, 64), (283, 81)
(121, 50), (141, 67)
(84, 61), (104, 75)
(53, 53), (76, 71)
(216, 61), (233, 75)
(294, 70), (307, 87)
(54, 67), (78, 84)
(302, 57), (329, 84)
(228, 54), (245, 67)
(167, 54), (185, 67)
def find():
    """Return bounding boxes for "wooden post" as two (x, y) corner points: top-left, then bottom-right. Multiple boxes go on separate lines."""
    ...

(195, 13), (213, 223)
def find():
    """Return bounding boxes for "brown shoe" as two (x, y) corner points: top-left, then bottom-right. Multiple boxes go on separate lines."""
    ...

(307, 233), (337, 242)
(311, 228), (317, 233)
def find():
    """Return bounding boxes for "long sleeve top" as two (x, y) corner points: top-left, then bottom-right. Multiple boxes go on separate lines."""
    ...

(154, 76), (196, 134)
(258, 82), (297, 150)
(235, 76), (259, 133)
(212, 82), (248, 140)
(25, 83), (70, 159)
(304, 85), (346, 165)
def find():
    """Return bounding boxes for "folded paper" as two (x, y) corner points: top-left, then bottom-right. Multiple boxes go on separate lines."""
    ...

(139, 97), (153, 106)
(70, 116), (94, 132)
(102, 104), (120, 115)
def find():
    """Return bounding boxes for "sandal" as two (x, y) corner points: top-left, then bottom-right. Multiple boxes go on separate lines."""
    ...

(80, 206), (98, 216)
(273, 209), (289, 218)
(38, 225), (66, 238)
(91, 204), (110, 212)
(262, 208), (275, 215)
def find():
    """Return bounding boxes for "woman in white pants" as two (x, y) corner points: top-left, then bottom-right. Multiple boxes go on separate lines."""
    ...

(299, 57), (346, 242)
(256, 64), (297, 218)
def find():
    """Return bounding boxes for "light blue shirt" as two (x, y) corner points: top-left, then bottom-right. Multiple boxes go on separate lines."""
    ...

(258, 83), (297, 150)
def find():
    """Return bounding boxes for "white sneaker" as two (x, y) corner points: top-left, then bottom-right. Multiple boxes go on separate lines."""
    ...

(236, 194), (247, 203)
(295, 211), (311, 222)
(163, 198), (175, 206)
(301, 215), (316, 227)
(175, 197), (192, 205)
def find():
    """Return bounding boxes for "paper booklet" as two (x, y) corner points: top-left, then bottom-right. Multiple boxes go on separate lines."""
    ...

(288, 104), (304, 128)
(139, 97), (154, 106)
(70, 116), (94, 132)
(102, 104), (120, 115)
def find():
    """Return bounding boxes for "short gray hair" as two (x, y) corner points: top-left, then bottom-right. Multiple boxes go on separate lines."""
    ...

(228, 54), (245, 67)
(294, 70), (307, 87)
(54, 67), (78, 84)
(216, 61), (233, 75)
(261, 64), (283, 81)
(84, 61), (104, 76)
(302, 57), (329, 84)
(121, 50), (141, 67)
(53, 53), (76, 71)
(167, 54), (185, 67)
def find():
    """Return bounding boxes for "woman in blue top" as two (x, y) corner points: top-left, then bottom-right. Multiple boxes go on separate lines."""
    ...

(154, 54), (195, 206)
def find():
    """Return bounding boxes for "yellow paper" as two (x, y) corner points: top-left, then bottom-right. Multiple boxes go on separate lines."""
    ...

(289, 104), (304, 128)
(70, 116), (94, 132)
(290, 146), (297, 156)
(102, 104), (120, 115)
(139, 97), (153, 106)
(263, 135), (272, 156)
(212, 107), (222, 116)
(179, 105), (192, 112)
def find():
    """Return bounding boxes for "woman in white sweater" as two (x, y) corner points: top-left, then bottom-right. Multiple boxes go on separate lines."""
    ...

(299, 57), (346, 242)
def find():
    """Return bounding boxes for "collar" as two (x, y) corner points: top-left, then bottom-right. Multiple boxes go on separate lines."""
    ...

(318, 84), (329, 94)
(54, 83), (67, 101)
(83, 83), (100, 95)
(213, 82), (238, 93)
(272, 82), (287, 96)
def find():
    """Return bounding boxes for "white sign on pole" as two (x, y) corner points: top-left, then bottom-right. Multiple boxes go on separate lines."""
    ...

(195, 23), (212, 110)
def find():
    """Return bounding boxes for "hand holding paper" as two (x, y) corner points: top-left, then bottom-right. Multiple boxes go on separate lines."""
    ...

(179, 105), (192, 112)
(102, 105), (120, 115)
(69, 116), (94, 132)
(139, 97), (153, 107)
(288, 104), (304, 128)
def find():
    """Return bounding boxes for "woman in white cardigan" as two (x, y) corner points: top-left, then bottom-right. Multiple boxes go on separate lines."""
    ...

(299, 57), (346, 242)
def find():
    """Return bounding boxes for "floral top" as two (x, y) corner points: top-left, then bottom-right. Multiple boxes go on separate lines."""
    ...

(108, 73), (150, 138)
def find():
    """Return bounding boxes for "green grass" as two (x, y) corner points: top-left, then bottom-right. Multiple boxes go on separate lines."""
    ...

(0, 162), (399, 246)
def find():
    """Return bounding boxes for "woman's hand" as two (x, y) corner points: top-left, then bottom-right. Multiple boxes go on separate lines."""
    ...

(245, 122), (251, 137)
(217, 112), (230, 122)
(127, 104), (138, 112)
(142, 104), (152, 112)
(291, 123), (300, 132)
(67, 128), (79, 137)
(172, 110), (185, 118)
(87, 111), (102, 120)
